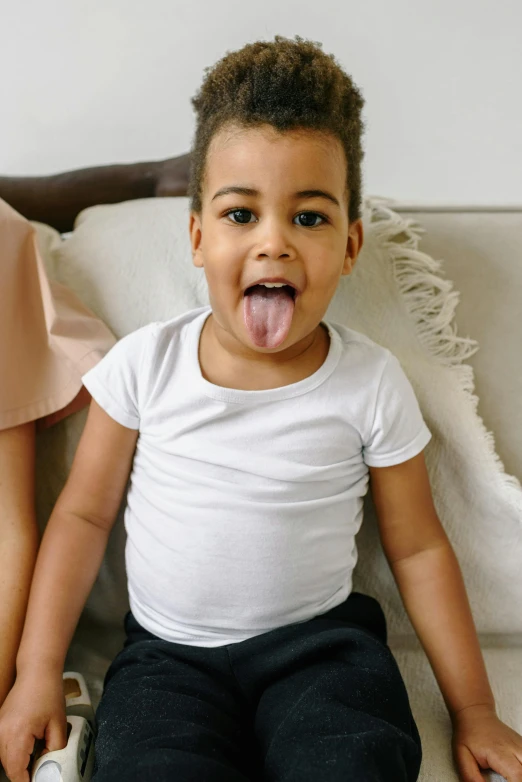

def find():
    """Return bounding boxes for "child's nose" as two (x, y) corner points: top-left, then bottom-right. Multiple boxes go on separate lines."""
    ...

(255, 218), (295, 261)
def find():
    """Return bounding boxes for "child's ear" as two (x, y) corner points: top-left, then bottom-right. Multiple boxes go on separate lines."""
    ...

(342, 218), (364, 276)
(189, 212), (204, 268)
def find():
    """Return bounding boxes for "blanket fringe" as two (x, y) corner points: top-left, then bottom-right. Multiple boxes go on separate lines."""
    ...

(365, 196), (522, 501)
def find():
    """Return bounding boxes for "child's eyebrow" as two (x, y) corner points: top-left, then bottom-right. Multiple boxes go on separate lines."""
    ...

(295, 190), (340, 208)
(211, 186), (340, 208)
(212, 186), (257, 201)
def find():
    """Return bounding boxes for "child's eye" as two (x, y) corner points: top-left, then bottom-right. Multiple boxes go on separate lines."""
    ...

(226, 209), (256, 224)
(294, 212), (326, 227)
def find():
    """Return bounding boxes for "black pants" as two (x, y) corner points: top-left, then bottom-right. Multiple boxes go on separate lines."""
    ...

(93, 593), (421, 781)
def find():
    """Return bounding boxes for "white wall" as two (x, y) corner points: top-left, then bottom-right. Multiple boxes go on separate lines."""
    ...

(2, 0), (521, 205)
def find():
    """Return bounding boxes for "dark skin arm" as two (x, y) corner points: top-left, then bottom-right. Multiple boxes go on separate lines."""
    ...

(0, 153), (191, 232)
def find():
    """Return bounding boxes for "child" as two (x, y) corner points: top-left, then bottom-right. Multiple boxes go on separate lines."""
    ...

(0, 199), (115, 715)
(1, 36), (521, 782)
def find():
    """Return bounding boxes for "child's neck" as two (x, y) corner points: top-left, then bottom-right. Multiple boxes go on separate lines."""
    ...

(198, 314), (330, 392)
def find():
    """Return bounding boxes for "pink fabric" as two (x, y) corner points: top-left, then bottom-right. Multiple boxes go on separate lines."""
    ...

(0, 198), (116, 431)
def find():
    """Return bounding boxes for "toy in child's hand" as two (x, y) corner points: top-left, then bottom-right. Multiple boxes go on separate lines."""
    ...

(59, 675), (95, 727)
(32, 718), (94, 782)
(483, 771), (508, 781)
(31, 673), (94, 782)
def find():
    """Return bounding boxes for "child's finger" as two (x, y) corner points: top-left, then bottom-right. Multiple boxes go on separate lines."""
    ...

(5, 769), (30, 782)
(45, 716), (67, 753)
(455, 744), (485, 782)
(2, 732), (34, 782)
(486, 753), (522, 782)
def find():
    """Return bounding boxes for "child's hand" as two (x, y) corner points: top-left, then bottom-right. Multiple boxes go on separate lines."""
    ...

(453, 704), (522, 781)
(0, 671), (67, 782)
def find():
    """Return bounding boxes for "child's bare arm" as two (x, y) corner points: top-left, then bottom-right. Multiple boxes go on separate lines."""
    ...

(0, 423), (39, 708)
(0, 401), (138, 782)
(370, 453), (493, 714)
(370, 452), (522, 781)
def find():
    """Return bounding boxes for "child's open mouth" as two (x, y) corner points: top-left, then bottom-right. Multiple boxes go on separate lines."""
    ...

(243, 284), (297, 349)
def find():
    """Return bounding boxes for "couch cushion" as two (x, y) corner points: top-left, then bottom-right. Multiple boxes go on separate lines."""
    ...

(394, 643), (521, 782)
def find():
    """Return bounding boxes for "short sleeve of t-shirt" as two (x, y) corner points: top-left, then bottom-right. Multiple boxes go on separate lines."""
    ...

(363, 352), (431, 467)
(82, 325), (154, 430)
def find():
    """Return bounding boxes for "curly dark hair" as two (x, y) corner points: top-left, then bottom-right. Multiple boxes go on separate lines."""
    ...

(189, 36), (365, 223)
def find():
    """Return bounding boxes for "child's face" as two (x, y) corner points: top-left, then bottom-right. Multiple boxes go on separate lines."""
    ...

(190, 123), (363, 357)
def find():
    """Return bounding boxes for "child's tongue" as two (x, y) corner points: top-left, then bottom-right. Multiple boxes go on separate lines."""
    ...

(243, 284), (295, 348)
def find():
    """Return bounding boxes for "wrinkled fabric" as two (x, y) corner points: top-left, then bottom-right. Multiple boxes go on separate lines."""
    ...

(82, 307), (430, 648)
(93, 593), (422, 782)
(0, 198), (115, 430)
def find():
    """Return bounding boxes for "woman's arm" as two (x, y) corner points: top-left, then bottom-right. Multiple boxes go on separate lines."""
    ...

(0, 423), (39, 708)
(0, 402), (138, 782)
(16, 401), (138, 673)
(0, 153), (190, 232)
(370, 453), (522, 781)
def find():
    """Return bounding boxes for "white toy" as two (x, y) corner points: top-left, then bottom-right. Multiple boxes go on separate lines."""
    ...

(31, 673), (95, 782)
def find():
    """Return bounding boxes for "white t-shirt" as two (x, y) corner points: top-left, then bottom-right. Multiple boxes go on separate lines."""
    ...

(82, 305), (431, 647)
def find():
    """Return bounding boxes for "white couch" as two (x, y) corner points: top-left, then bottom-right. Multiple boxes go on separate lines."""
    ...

(22, 201), (522, 782)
